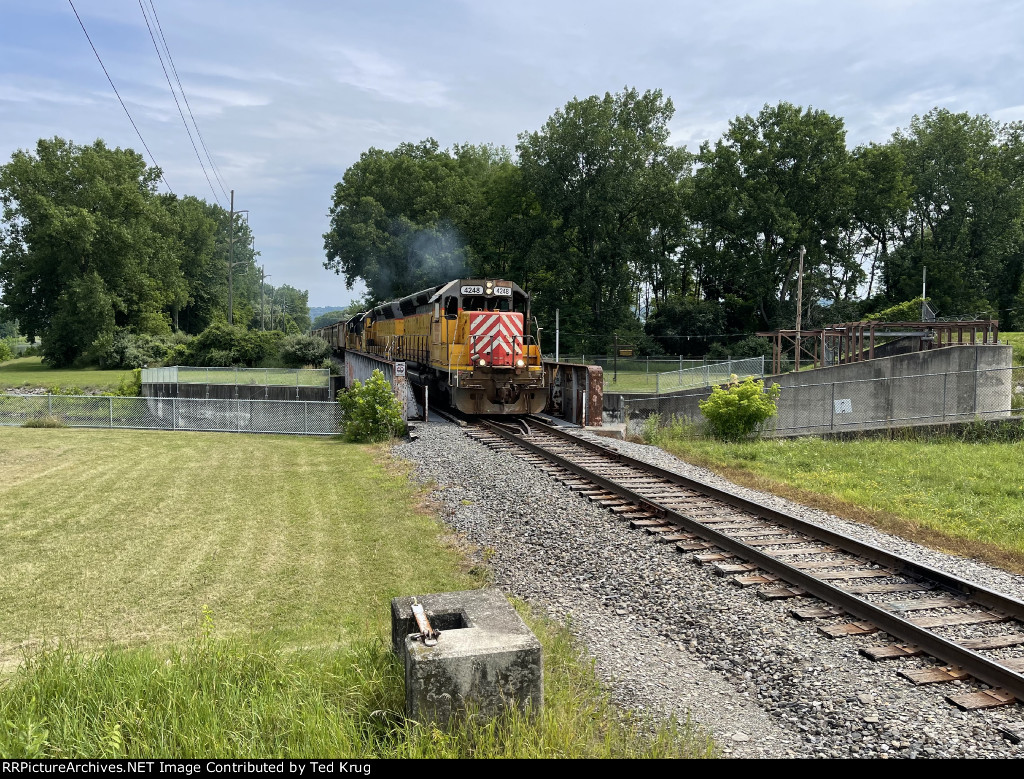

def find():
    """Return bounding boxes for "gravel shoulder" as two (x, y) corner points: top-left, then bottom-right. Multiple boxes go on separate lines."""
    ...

(395, 421), (1024, 759)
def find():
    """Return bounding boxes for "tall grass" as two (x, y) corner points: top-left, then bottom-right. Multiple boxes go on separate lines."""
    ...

(0, 614), (715, 759)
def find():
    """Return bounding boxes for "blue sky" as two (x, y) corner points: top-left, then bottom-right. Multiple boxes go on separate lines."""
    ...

(2, 1), (1023, 307)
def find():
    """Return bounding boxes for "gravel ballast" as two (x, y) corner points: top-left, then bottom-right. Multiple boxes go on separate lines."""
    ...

(395, 421), (1024, 758)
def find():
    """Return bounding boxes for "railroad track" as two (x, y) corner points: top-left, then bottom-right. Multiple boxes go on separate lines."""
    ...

(450, 413), (1024, 712)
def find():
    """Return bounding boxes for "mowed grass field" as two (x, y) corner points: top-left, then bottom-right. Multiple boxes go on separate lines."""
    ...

(0, 357), (127, 391)
(1003, 331), (1024, 365)
(0, 427), (472, 657)
(652, 432), (1024, 571)
(0, 427), (713, 758)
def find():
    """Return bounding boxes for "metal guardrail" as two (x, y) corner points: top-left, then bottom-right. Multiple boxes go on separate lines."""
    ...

(0, 394), (339, 436)
(141, 366), (329, 387)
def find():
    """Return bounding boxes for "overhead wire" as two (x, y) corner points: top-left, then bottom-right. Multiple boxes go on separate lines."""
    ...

(67, 0), (174, 194)
(138, 0), (221, 206)
(145, 0), (231, 202)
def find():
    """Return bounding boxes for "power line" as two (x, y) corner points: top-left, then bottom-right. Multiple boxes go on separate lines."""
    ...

(67, 0), (173, 194)
(146, 0), (230, 202)
(138, 0), (221, 206)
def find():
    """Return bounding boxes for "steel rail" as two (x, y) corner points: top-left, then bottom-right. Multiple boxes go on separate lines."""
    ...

(523, 417), (1024, 620)
(478, 417), (1024, 701)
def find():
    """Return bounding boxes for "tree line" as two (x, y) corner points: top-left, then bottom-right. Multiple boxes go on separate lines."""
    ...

(323, 90), (1024, 356)
(0, 137), (314, 367)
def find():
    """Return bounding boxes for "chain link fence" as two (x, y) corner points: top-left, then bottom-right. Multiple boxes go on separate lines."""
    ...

(0, 394), (340, 435)
(623, 365), (1023, 438)
(586, 356), (764, 394)
(654, 356), (764, 393)
(141, 366), (329, 387)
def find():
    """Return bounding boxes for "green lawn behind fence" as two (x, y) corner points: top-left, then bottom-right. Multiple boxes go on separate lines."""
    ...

(0, 357), (127, 392)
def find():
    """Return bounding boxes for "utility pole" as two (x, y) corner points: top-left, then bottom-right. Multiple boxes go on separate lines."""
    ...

(226, 190), (249, 325)
(555, 308), (560, 363)
(228, 190), (234, 325)
(613, 332), (619, 383)
(795, 245), (806, 372)
(922, 264), (927, 310)
(259, 266), (271, 331)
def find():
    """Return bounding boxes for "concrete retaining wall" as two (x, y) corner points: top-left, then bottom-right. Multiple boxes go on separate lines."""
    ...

(616, 344), (1014, 437)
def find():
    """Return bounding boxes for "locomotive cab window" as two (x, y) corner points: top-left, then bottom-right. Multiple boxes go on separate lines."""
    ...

(462, 296), (519, 312)
(444, 296), (459, 318)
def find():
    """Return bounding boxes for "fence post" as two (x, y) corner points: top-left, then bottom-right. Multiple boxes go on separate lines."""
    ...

(48, 394), (52, 415)
(830, 382), (835, 432)
(656, 372), (660, 394)
(109, 396), (113, 429)
(172, 397), (177, 430)
(942, 372), (948, 422)
(303, 401), (308, 435)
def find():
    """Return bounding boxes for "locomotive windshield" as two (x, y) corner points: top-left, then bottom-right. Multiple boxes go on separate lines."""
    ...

(462, 295), (518, 312)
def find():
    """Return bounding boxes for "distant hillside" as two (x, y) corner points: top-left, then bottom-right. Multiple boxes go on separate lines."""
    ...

(309, 305), (351, 321)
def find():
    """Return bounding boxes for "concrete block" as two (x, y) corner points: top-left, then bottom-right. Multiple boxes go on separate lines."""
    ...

(391, 590), (543, 727)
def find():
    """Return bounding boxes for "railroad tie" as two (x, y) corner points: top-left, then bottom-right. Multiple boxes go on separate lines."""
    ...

(947, 689), (1016, 711)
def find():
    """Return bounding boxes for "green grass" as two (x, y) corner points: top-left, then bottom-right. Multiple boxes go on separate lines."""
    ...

(648, 428), (1024, 567)
(0, 357), (128, 392)
(0, 615), (712, 759)
(0, 428), (471, 653)
(1003, 332), (1024, 366)
(0, 427), (715, 758)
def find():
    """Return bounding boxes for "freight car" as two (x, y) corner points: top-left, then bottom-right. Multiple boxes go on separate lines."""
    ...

(314, 279), (546, 414)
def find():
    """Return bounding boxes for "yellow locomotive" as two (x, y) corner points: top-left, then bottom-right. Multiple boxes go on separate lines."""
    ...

(320, 279), (546, 414)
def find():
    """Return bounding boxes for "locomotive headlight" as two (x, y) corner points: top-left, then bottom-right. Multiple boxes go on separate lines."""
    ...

(479, 359), (487, 366)
(516, 358), (525, 367)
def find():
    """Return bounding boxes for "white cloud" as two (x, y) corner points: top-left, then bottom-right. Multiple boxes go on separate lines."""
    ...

(328, 47), (452, 108)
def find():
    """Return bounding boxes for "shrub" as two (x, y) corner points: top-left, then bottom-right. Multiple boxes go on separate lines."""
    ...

(707, 336), (772, 362)
(279, 333), (330, 368)
(186, 323), (284, 367)
(48, 384), (85, 396)
(86, 330), (193, 369)
(237, 330), (284, 367)
(22, 415), (67, 428)
(336, 369), (406, 442)
(0, 339), (13, 363)
(698, 375), (781, 440)
(113, 369), (142, 397)
(641, 413), (662, 444)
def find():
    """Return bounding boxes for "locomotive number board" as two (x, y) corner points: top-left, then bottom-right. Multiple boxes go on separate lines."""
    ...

(461, 285), (513, 296)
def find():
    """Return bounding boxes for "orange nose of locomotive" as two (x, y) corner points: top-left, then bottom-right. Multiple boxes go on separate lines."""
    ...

(468, 311), (524, 367)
